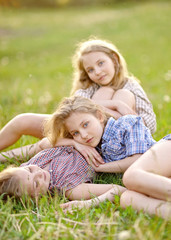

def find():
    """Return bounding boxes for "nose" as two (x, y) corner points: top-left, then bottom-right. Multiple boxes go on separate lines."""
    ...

(29, 165), (41, 172)
(80, 130), (88, 139)
(94, 67), (101, 75)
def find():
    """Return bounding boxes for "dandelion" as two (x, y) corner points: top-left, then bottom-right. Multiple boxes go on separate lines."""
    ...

(163, 95), (170, 103)
(164, 70), (171, 81)
(117, 230), (131, 240)
(38, 91), (52, 105)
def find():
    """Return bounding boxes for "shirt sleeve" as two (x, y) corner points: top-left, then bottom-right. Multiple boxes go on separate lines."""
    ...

(123, 116), (156, 156)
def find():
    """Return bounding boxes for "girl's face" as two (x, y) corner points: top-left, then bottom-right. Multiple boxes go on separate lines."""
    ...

(15, 165), (50, 197)
(65, 111), (104, 147)
(82, 51), (115, 86)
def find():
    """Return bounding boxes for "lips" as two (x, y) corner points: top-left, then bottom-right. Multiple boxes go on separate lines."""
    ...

(99, 74), (106, 81)
(86, 137), (93, 144)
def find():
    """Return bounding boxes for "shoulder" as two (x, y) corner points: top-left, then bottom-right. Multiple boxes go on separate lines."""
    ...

(103, 115), (142, 139)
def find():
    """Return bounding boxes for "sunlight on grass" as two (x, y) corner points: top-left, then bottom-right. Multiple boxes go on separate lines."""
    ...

(0, 1), (171, 239)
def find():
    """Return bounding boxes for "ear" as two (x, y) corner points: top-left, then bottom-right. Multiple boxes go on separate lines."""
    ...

(96, 110), (104, 123)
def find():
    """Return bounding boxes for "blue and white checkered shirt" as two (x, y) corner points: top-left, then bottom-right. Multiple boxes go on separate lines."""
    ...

(96, 115), (156, 163)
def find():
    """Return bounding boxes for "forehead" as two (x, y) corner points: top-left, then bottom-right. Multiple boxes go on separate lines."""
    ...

(82, 51), (109, 63)
(65, 112), (96, 129)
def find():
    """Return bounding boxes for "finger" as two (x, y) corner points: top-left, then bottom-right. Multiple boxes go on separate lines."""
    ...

(88, 156), (99, 167)
(90, 150), (104, 164)
(60, 203), (70, 209)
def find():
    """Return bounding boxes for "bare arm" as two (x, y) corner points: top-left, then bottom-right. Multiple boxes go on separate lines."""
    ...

(92, 154), (142, 173)
(65, 183), (126, 200)
(92, 88), (137, 118)
(61, 184), (126, 211)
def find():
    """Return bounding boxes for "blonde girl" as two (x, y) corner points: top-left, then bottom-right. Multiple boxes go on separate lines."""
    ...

(71, 38), (156, 133)
(0, 146), (125, 201)
(43, 96), (169, 169)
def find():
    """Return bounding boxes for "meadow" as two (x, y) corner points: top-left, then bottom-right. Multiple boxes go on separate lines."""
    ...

(0, 1), (171, 239)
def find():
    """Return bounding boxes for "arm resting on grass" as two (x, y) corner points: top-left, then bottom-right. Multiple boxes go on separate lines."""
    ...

(61, 183), (126, 211)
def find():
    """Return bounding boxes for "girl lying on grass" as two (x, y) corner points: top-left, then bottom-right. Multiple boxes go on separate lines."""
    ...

(0, 146), (125, 200)
(0, 37), (156, 152)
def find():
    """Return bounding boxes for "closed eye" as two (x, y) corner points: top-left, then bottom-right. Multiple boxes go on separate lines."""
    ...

(26, 166), (32, 173)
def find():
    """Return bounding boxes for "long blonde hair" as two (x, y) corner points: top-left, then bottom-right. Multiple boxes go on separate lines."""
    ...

(71, 37), (131, 95)
(44, 96), (111, 146)
(0, 166), (22, 197)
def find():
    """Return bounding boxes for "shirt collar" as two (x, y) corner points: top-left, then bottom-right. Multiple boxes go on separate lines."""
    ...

(102, 117), (116, 142)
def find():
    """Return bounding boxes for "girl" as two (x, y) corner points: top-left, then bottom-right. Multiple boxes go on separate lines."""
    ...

(61, 140), (171, 220)
(0, 146), (125, 200)
(44, 95), (168, 170)
(0, 37), (156, 153)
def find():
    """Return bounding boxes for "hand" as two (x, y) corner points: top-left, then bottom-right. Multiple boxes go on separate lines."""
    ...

(38, 137), (52, 150)
(74, 142), (104, 167)
(60, 200), (90, 213)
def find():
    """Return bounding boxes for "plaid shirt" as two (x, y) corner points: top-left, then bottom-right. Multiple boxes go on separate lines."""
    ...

(96, 115), (156, 163)
(75, 78), (156, 134)
(21, 146), (95, 193)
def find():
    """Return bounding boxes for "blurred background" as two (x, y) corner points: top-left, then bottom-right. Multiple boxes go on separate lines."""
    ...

(0, 0), (170, 150)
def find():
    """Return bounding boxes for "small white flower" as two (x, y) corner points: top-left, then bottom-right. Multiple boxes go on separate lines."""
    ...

(117, 230), (131, 240)
(163, 95), (170, 103)
(164, 70), (171, 81)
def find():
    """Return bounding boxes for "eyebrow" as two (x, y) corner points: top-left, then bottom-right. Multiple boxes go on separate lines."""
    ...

(70, 120), (85, 134)
(85, 59), (103, 71)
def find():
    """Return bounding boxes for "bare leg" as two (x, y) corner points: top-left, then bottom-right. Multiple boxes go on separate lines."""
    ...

(0, 113), (51, 150)
(92, 87), (122, 119)
(92, 88), (136, 119)
(120, 190), (171, 219)
(123, 141), (171, 201)
(112, 89), (136, 112)
(92, 86), (115, 100)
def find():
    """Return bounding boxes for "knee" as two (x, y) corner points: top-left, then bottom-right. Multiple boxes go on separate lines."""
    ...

(123, 168), (143, 190)
(120, 190), (133, 209)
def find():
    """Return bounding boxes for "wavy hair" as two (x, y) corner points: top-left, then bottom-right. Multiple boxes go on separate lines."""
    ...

(71, 37), (133, 95)
(44, 96), (111, 146)
(0, 166), (22, 198)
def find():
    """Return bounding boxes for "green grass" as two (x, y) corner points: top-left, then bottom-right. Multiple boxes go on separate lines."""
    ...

(0, 1), (171, 239)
